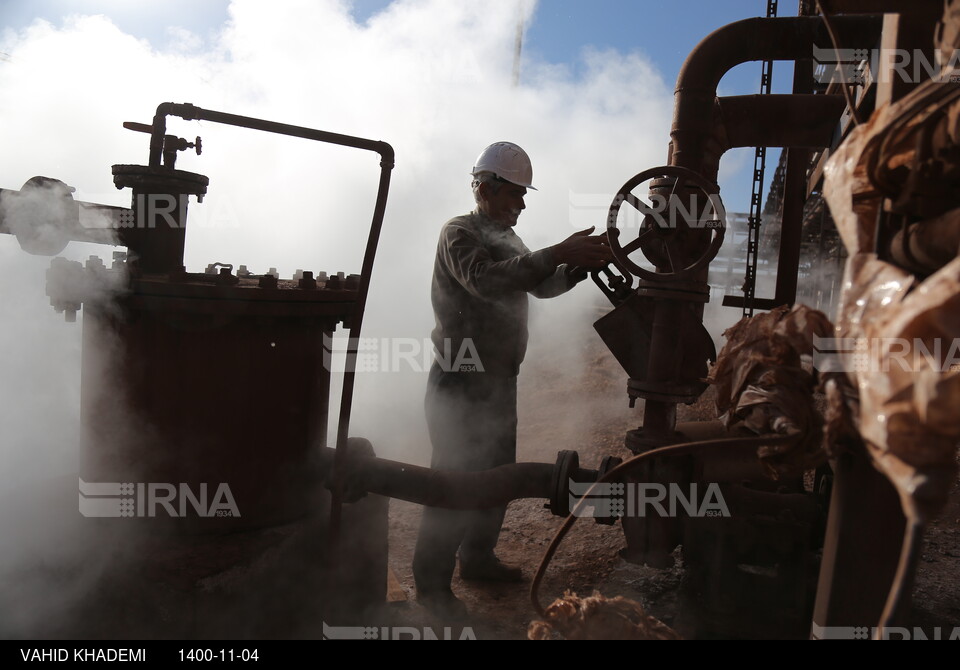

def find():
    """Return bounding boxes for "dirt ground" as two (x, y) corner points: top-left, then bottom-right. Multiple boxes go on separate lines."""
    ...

(381, 320), (960, 640)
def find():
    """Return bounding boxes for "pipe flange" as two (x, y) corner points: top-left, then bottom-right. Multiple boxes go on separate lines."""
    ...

(548, 450), (580, 517)
(112, 164), (209, 196)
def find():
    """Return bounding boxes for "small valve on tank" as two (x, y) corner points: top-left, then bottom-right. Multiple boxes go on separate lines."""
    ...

(298, 271), (317, 290)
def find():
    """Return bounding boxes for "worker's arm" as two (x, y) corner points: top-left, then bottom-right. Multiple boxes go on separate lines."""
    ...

(438, 223), (612, 299)
(529, 264), (588, 299)
(437, 222), (560, 299)
(530, 227), (613, 298)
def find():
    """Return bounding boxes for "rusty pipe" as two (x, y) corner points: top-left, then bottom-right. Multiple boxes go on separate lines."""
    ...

(317, 442), (573, 510)
(350, 457), (555, 510)
(0, 185), (126, 254)
(718, 94), (847, 150)
(889, 206), (960, 273)
(671, 15), (882, 175)
(688, 94), (848, 201)
(148, 102), (395, 168)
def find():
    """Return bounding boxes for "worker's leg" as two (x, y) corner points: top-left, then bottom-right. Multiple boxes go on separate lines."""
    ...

(414, 367), (520, 588)
(459, 507), (508, 564)
(413, 364), (474, 594)
(458, 375), (517, 566)
(413, 506), (467, 593)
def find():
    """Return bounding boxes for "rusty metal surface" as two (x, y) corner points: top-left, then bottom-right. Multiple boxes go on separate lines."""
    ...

(56, 103), (397, 548)
(593, 293), (715, 405)
(331, 443), (558, 510)
(315, 440), (612, 516)
(595, 18), (867, 590)
(112, 165), (208, 275)
(889, 207), (960, 274)
(80, 295), (341, 531)
(718, 95), (847, 150)
(682, 478), (823, 638)
(621, 19), (877, 483)
(671, 16), (882, 176)
(812, 444), (907, 632)
(125, 275), (360, 316)
(606, 166), (726, 281)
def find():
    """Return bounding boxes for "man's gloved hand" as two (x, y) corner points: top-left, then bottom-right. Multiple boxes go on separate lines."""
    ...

(551, 226), (615, 269)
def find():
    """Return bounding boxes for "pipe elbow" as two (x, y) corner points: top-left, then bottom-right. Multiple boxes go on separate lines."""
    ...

(376, 141), (395, 169)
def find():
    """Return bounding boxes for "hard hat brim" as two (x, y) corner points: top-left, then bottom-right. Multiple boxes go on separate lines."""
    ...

(469, 171), (538, 191)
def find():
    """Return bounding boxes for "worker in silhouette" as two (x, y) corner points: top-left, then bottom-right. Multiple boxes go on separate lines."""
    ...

(414, 141), (613, 618)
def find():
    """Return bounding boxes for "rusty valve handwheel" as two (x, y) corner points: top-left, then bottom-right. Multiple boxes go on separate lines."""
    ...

(606, 165), (726, 281)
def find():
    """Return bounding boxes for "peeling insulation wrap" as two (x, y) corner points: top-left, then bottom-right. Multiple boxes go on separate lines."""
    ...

(709, 304), (833, 478)
(823, 96), (960, 521)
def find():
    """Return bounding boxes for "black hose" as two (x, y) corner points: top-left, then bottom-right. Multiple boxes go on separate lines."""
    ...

(874, 517), (926, 639)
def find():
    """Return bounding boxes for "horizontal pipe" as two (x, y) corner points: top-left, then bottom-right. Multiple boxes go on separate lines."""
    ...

(150, 102), (395, 168)
(718, 94), (847, 149)
(357, 458), (555, 509)
(0, 188), (124, 248)
(889, 206), (960, 273)
(318, 445), (556, 510)
(672, 16), (882, 172)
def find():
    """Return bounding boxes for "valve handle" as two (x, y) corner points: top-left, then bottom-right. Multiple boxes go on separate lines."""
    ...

(606, 164), (726, 281)
(591, 263), (634, 307)
(122, 122), (201, 156)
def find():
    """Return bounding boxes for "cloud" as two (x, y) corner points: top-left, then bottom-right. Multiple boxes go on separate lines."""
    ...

(0, 0), (675, 634)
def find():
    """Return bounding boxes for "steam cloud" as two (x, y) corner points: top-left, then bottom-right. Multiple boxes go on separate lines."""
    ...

(0, 0), (686, 636)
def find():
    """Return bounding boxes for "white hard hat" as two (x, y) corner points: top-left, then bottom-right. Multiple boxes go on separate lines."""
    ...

(471, 141), (537, 190)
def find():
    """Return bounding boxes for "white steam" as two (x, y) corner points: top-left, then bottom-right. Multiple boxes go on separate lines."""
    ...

(0, 0), (685, 635)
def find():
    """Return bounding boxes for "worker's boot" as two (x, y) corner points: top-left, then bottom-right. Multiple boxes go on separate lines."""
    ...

(417, 588), (470, 620)
(459, 555), (524, 583)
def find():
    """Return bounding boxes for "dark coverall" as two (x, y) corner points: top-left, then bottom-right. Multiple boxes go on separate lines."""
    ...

(413, 209), (579, 593)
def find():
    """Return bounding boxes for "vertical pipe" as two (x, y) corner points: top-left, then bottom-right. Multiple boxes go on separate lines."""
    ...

(811, 445), (907, 634)
(328, 159), (393, 549)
